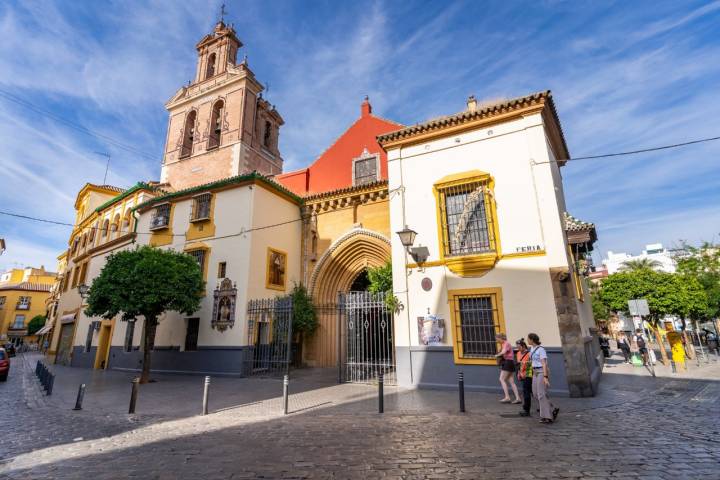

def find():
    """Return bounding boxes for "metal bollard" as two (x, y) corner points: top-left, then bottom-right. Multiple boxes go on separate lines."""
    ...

(202, 376), (210, 415)
(458, 372), (466, 413)
(73, 384), (86, 410)
(282, 375), (289, 415)
(128, 377), (140, 414)
(378, 373), (384, 414)
(47, 373), (54, 395)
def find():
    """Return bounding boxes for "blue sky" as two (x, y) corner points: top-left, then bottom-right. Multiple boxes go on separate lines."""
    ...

(1, 0), (719, 272)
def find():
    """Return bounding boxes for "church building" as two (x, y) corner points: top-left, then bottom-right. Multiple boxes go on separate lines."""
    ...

(47, 19), (601, 397)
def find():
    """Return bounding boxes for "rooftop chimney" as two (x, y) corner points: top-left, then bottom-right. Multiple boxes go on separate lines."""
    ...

(361, 96), (372, 117)
(467, 95), (477, 113)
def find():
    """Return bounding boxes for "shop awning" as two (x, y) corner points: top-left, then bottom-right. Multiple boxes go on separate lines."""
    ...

(35, 320), (54, 335)
(59, 313), (76, 324)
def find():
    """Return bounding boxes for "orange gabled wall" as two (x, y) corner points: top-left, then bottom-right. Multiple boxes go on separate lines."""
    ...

(276, 99), (402, 196)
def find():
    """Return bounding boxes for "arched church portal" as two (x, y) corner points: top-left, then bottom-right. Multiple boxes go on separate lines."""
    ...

(306, 230), (391, 367)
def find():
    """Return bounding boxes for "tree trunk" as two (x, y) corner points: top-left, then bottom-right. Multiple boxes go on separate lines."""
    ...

(649, 322), (669, 365)
(140, 316), (158, 384)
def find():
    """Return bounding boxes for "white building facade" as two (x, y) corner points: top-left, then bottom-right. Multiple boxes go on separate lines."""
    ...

(381, 93), (600, 397)
(603, 243), (676, 274)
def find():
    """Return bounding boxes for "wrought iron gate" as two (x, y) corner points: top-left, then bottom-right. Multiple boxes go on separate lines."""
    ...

(244, 297), (293, 377)
(338, 291), (396, 384)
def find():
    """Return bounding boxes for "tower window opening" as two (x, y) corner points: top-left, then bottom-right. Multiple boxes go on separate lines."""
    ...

(181, 110), (197, 158)
(263, 120), (272, 148)
(205, 52), (216, 79)
(207, 100), (224, 150)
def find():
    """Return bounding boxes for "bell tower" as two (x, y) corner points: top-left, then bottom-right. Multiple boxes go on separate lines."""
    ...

(160, 15), (284, 190)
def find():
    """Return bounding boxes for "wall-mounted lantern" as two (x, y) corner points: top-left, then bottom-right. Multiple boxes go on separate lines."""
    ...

(396, 226), (430, 265)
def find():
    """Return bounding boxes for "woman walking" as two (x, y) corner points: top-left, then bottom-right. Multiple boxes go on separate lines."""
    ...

(617, 333), (631, 363)
(528, 333), (559, 424)
(495, 333), (521, 404)
(515, 338), (533, 416)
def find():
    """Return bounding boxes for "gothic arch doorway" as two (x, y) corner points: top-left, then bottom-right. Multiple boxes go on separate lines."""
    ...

(305, 229), (391, 367)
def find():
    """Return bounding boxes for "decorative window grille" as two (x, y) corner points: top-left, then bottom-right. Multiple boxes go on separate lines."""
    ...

(266, 249), (286, 290)
(451, 291), (503, 360)
(16, 296), (30, 310)
(188, 249), (206, 277)
(0, 296), (5, 309)
(12, 314), (25, 329)
(353, 154), (378, 186)
(191, 193), (212, 221)
(84, 324), (93, 352)
(150, 204), (171, 230)
(124, 321), (135, 352)
(437, 179), (496, 257)
(218, 261), (227, 279)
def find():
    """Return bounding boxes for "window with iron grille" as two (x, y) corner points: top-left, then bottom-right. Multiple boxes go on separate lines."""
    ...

(191, 193), (212, 221)
(0, 296), (5, 309)
(437, 178), (496, 257)
(84, 324), (94, 352)
(353, 155), (378, 185)
(188, 249), (206, 278)
(124, 321), (135, 352)
(16, 296), (30, 310)
(449, 289), (504, 363)
(217, 261), (227, 278)
(266, 248), (286, 290)
(150, 204), (171, 230)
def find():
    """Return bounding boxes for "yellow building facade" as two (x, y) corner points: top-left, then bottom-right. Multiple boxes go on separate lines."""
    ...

(0, 267), (56, 345)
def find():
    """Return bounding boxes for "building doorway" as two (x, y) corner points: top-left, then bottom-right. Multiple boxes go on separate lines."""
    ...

(56, 323), (74, 366)
(94, 323), (112, 369)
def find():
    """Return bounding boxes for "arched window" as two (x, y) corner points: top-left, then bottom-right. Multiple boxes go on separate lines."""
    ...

(110, 214), (120, 236)
(207, 100), (224, 150)
(180, 110), (197, 158)
(263, 120), (272, 148)
(205, 52), (216, 79)
(88, 223), (97, 245)
(102, 219), (110, 239)
(121, 210), (132, 233)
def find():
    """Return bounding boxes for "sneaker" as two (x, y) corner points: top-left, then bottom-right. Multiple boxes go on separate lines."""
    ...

(518, 411), (530, 417)
(512, 399), (522, 404)
(500, 398), (511, 403)
(540, 418), (553, 424)
(552, 407), (560, 421)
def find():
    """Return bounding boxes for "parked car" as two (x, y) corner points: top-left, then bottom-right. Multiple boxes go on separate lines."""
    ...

(0, 348), (9, 381)
(3, 343), (15, 357)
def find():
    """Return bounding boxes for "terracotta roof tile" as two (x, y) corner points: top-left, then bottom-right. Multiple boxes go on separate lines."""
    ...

(0, 282), (53, 292)
(564, 212), (595, 232)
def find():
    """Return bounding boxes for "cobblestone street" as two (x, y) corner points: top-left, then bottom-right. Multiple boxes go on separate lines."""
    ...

(3, 353), (720, 479)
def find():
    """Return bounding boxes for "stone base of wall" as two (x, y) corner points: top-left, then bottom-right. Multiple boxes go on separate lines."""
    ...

(395, 346), (570, 397)
(69, 346), (252, 376)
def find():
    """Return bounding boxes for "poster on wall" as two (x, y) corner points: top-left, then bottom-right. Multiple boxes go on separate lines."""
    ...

(417, 315), (445, 346)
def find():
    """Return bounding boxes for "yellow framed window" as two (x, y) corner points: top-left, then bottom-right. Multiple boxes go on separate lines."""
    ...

(187, 248), (209, 281)
(266, 248), (287, 291)
(448, 287), (506, 365)
(436, 173), (498, 258)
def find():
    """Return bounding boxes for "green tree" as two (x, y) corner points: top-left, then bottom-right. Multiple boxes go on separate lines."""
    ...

(618, 258), (662, 272)
(85, 246), (204, 383)
(27, 315), (46, 335)
(367, 261), (399, 311)
(598, 269), (707, 364)
(676, 243), (720, 320)
(589, 283), (610, 325)
(290, 283), (318, 337)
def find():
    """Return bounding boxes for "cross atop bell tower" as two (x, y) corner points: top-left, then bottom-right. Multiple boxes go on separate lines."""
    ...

(193, 7), (242, 84)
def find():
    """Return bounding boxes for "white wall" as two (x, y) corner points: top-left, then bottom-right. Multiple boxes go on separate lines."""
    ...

(388, 113), (573, 351)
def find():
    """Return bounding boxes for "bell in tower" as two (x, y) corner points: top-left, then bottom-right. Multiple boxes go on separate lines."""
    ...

(159, 10), (284, 190)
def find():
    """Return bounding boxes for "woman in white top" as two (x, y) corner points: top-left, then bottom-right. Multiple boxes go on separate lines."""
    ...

(527, 333), (559, 424)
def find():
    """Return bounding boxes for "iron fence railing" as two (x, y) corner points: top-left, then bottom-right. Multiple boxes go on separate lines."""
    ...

(244, 297), (293, 377)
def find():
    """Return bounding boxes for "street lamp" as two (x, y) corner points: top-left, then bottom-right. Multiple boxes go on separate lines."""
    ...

(396, 225), (429, 265)
(77, 284), (90, 300)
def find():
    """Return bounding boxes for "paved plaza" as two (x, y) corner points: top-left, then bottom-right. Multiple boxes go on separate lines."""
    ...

(2, 352), (720, 479)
